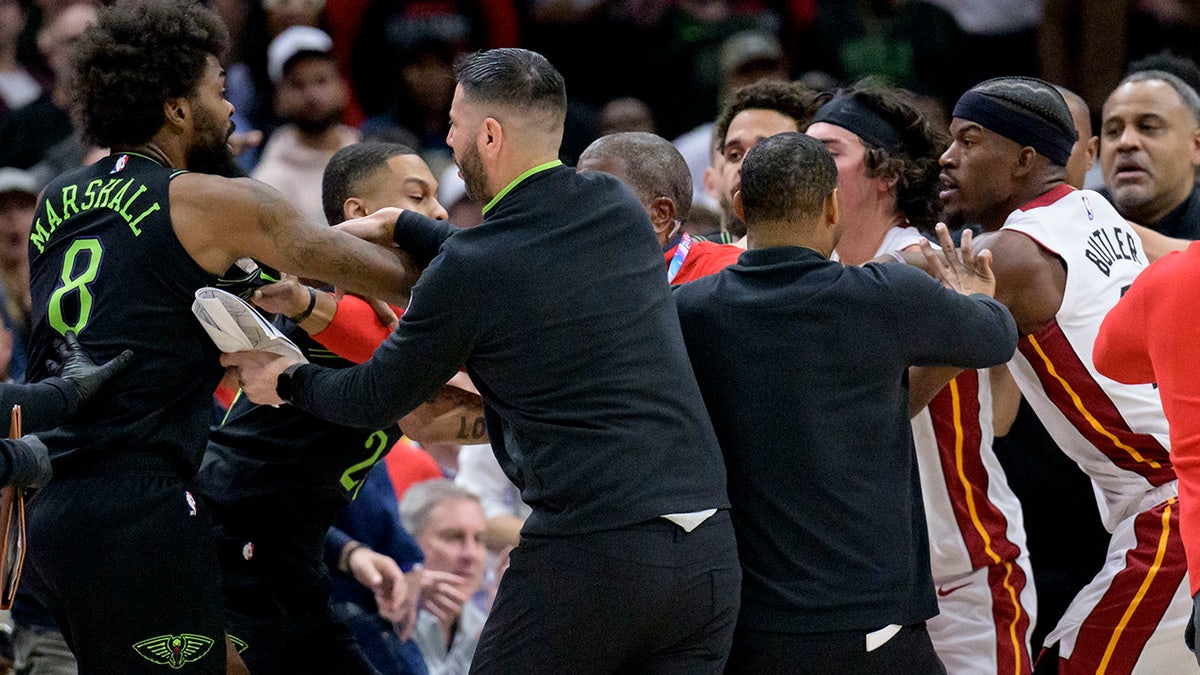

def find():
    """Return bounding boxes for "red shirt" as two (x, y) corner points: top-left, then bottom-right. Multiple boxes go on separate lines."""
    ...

(664, 236), (743, 285)
(1094, 241), (1200, 593)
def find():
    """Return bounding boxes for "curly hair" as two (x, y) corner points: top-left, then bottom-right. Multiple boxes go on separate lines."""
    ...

(72, 0), (229, 148)
(813, 80), (949, 231)
(712, 81), (820, 156)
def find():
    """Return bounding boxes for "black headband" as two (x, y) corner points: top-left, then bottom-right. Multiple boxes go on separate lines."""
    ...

(951, 90), (1076, 167)
(810, 95), (903, 150)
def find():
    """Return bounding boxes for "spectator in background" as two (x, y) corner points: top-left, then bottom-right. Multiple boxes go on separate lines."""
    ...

(0, 167), (35, 381)
(598, 97), (655, 136)
(806, 0), (967, 116)
(1038, 0), (1127, 120)
(252, 25), (359, 226)
(1098, 70), (1200, 252)
(454, 442), (527, 554)
(329, 462), (432, 675)
(0, 1), (94, 170)
(359, 36), (458, 177)
(1128, 0), (1200, 69)
(401, 480), (489, 675)
(922, 0), (1042, 84)
(0, 0), (44, 121)
(351, 0), (518, 122)
(673, 30), (790, 219)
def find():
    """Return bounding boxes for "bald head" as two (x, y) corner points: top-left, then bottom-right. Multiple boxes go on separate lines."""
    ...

(1053, 85), (1099, 189)
(578, 132), (693, 245)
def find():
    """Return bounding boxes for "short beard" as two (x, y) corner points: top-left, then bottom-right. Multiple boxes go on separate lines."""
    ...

(942, 208), (966, 230)
(1110, 186), (1153, 220)
(189, 142), (244, 178)
(292, 108), (342, 137)
(459, 144), (491, 205)
(189, 111), (243, 178)
(720, 193), (746, 239)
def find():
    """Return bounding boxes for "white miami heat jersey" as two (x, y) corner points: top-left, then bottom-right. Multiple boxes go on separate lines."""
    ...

(1002, 185), (1174, 532)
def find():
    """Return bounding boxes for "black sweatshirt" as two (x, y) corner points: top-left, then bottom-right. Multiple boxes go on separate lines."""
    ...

(287, 163), (729, 536)
(675, 246), (1017, 634)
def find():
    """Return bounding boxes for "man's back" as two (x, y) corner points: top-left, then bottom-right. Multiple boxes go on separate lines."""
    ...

(675, 246), (1016, 633)
(297, 165), (729, 537)
(26, 152), (220, 473)
(433, 166), (727, 535)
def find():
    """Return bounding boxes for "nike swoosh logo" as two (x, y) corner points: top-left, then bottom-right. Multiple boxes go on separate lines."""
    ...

(937, 582), (970, 597)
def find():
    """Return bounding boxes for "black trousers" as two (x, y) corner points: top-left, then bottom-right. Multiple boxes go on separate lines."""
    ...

(726, 623), (946, 675)
(216, 533), (379, 675)
(470, 509), (741, 674)
(23, 461), (228, 674)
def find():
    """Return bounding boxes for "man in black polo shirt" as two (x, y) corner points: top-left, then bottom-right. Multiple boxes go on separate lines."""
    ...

(224, 48), (739, 673)
(675, 132), (1017, 674)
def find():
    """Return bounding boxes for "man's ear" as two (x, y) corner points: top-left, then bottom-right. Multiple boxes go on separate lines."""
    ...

(733, 190), (745, 221)
(826, 187), (840, 225)
(342, 197), (368, 221)
(163, 97), (190, 132)
(1012, 147), (1038, 178)
(702, 166), (721, 200)
(1085, 135), (1099, 168)
(481, 117), (504, 159)
(649, 196), (676, 230)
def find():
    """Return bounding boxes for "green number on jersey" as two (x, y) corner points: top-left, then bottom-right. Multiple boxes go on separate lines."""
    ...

(48, 238), (103, 335)
(339, 431), (390, 497)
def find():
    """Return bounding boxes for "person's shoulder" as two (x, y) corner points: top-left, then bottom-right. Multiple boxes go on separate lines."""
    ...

(672, 270), (723, 308)
(171, 172), (263, 204)
(692, 239), (743, 261)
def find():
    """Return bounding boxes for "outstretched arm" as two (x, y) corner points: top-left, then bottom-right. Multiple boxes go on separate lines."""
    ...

(170, 174), (417, 306)
(224, 248), (479, 429)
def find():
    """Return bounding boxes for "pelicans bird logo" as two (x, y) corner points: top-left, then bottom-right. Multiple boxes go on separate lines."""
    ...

(132, 633), (215, 669)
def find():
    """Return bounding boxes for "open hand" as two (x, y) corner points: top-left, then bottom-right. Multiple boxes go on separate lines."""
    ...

(56, 331), (134, 407)
(920, 223), (996, 298)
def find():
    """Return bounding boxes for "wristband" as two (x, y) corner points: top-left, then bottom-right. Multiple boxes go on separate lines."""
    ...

(889, 250), (905, 264)
(291, 287), (318, 323)
(339, 541), (367, 573)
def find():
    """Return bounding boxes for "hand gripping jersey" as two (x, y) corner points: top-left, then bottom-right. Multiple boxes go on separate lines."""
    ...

(1003, 185), (1174, 531)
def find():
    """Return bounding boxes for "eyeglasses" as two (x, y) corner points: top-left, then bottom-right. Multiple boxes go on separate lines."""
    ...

(0, 405), (27, 610)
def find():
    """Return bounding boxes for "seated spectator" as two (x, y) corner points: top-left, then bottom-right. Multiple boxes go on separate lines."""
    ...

(400, 480), (489, 675)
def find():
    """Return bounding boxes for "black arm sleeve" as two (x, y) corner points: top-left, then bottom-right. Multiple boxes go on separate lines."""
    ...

(891, 267), (1018, 369)
(392, 211), (460, 267)
(288, 246), (478, 429)
(0, 378), (77, 436)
